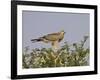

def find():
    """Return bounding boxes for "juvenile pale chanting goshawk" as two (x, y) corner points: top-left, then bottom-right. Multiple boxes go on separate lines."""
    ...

(31, 30), (66, 50)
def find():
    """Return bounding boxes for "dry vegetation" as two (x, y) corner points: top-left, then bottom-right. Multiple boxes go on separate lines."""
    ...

(23, 36), (89, 68)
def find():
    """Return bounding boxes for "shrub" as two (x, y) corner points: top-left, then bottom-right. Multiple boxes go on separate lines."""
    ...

(23, 36), (89, 68)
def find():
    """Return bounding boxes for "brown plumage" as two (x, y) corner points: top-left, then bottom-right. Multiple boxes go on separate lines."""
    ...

(31, 30), (66, 50)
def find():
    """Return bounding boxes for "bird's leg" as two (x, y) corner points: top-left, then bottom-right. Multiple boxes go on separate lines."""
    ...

(51, 41), (59, 52)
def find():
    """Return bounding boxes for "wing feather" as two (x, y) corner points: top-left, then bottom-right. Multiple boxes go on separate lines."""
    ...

(43, 32), (60, 41)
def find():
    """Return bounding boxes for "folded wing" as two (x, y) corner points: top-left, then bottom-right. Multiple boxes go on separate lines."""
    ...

(43, 32), (61, 41)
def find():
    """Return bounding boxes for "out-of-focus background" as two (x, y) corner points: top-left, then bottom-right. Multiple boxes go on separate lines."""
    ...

(22, 11), (89, 52)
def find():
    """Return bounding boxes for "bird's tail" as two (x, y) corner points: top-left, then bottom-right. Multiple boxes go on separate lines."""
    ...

(31, 38), (42, 43)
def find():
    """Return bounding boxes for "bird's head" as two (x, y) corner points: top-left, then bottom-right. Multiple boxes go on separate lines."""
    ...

(60, 30), (66, 35)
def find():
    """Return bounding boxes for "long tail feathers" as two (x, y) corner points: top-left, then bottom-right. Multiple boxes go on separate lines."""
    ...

(31, 38), (42, 43)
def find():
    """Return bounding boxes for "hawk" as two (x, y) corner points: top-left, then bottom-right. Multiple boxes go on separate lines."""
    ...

(31, 30), (66, 50)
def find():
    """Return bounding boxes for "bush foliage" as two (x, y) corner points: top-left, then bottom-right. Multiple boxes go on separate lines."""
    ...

(23, 36), (89, 68)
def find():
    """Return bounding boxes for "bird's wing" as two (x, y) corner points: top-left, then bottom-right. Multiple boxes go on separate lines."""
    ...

(43, 32), (60, 41)
(47, 32), (60, 35)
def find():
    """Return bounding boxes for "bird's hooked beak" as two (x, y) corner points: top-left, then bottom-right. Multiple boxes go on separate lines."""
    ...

(64, 31), (66, 34)
(62, 31), (66, 34)
(60, 30), (66, 34)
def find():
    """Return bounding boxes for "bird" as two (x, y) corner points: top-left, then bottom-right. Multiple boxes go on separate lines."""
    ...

(31, 30), (66, 51)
